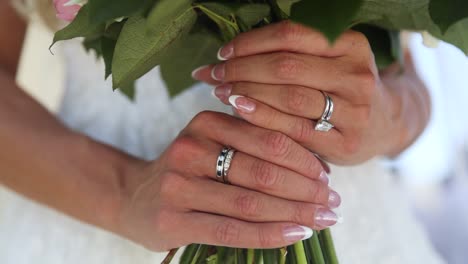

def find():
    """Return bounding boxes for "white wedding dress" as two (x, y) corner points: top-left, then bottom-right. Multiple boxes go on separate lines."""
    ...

(0, 21), (446, 264)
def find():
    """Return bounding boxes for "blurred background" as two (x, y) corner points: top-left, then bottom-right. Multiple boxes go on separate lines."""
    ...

(9, 12), (468, 264)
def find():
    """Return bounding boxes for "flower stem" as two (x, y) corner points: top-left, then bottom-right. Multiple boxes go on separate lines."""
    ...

(318, 229), (339, 264)
(262, 249), (278, 264)
(161, 248), (179, 264)
(308, 234), (326, 264)
(180, 244), (200, 264)
(293, 241), (308, 264)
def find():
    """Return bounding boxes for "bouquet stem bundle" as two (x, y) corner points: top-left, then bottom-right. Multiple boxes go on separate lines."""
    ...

(163, 229), (338, 264)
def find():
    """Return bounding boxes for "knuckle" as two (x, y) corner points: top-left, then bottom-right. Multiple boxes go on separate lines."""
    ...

(189, 111), (220, 130)
(292, 118), (313, 142)
(257, 227), (275, 248)
(252, 160), (284, 190)
(234, 193), (262, 217)
(152, 209), (175, 236)
(215, 220), (241, 245)
(309, 183), (328, 205)
(276, 20), (304, 44)
(168, 136), (195, 160)
(272, 53), (303, 80)
(263, 131), (291, 158)
(291, 203), (311, 225)
(159, 172), (187, 199)
(224, 60), (238, 80)
(284, 86), (308, 113)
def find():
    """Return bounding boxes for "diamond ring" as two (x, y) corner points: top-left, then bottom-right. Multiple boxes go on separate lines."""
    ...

(315, 92), (335, 132)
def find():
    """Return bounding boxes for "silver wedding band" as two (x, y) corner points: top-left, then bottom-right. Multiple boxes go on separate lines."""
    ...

(216, 147), (236, 184)
(315, 91), (335, 132)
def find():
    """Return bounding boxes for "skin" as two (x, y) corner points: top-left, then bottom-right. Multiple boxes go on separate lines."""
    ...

(0, 2), (339, 252)
(193, 21), (431, 166)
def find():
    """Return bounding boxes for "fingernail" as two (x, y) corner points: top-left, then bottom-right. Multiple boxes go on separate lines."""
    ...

(211, 64), (225, 81)
(217, 43), (234, 61)
(229, 95), (256, 113)
(328, 189), (341, 209)
(315, 208), (338, 227)
(214, 84), (232, 100)
(283, 225), (314, 243)
(319, 171), (329, 185)
(191, 65), (210, 80)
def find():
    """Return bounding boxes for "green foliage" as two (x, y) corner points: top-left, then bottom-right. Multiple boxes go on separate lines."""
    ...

(429, 0), (468, 33)
(354, 24), (401, 70)
(111, 1), (197, 89)
(290, 0), (364, 42)
(53, 0), (468, 100)
(88, 0), (151, 24)
(160, 29), (222, 96)
(52, 5), (104, 46)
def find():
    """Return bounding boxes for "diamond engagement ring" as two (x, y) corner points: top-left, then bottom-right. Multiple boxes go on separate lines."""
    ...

(315, 91), (335, 132)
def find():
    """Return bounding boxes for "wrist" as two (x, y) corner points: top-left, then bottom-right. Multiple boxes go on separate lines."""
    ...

(69, 133), (150, 235)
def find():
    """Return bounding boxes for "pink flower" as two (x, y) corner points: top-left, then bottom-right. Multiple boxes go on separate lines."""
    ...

(53, 0), (83, 22)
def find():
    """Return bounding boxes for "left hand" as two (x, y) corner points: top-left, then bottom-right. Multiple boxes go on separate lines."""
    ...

(192, 21), (415, 166)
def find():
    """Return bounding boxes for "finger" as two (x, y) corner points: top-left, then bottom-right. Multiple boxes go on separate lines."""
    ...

(227, 95), (344, 162)
(185, 112), (325, 180)
(191, 65), (221, 86)
(210, 53), (352, 93)
(167, 137), (337, 206)
(214, 82), (352, 129)
(203, 150), (332, 205)
(183, 212), (314, 248)
(217, 20), (361, 60)
(186, 178), (338, 230)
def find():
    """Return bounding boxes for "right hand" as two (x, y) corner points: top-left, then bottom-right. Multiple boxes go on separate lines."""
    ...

(118, 111), (340, 252)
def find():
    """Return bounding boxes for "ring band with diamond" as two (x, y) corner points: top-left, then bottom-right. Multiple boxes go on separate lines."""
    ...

(315, 92), (335, 132)
(223, 149), (236, 184)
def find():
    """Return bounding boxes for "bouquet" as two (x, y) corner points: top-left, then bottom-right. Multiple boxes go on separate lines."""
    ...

(52, 0), (468, 263)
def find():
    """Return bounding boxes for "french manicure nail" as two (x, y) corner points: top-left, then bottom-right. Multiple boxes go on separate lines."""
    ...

(328, 190), (341, 209)
(214, 84), (232, 100)
(315, 208), (338, 227)
(229, 95), (256, 113)
(283, 225), (314, 243)
(191, 65), (210, 80)
(319, 171), (329, 185)
(217, 43), (234, 61)
(211, 64), (226, 81)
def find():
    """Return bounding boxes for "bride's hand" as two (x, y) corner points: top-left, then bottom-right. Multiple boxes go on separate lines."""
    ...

(192, 21), (429, 165)
(119, 111), (340, 251)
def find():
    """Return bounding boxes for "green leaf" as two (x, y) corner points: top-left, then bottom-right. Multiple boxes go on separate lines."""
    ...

(196, 3), (240, 41)
(353, 0), (468, 55)
(353, 24), (400, 69)
(236, 4), (271, 27)
(277, 0), (301, 16)
(112, 2), (197, 89)
(429, 0), (468, 33)
(146, 0), (194, 34)
(290, 0), (364, 42)
(82, 37), (103, 58)
(431, 17), (468, 55)
(52, 4), (104, 47)
(101, 37), (117, 79)
(87, 0), (151, 24)
(118, 81), (136, 100)
(160, 29), (222, 97)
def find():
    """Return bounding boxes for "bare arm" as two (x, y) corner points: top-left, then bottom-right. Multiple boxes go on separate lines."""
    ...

(0, 1), (145, 233)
